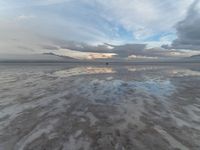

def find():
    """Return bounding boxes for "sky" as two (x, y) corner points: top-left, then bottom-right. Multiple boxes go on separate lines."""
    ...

(0, 0), (200, 60)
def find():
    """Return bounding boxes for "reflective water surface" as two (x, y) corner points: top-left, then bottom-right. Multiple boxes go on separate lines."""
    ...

(0, 63), (200, 150)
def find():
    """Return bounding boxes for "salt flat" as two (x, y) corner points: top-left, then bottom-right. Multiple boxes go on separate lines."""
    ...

(0, 63), (200, 150)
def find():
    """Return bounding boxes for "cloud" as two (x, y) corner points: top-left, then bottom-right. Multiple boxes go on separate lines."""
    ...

(93, 0), (194, 40)
(110, 44), (147, 57)
(1, 0), (200, 60)
(46, 41), (200, 59)
(52, 48), (117, 60)
(34, 0), (71, 5)
(51, 40), (147, 56)
(16, 15), (35, 21)
(0, 20), (53, 54)
(0, 0), (195, 47)
(167, 0), (200, 50)
(49, 40), (147, 57)
(0, 0), (71, 9)
(52, 40), (113, 52)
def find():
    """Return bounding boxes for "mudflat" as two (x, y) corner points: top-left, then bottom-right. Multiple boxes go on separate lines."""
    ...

(0, 63), (200, 150)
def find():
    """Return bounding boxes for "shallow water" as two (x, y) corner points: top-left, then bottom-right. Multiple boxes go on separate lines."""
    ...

(0, 63), (200, 150)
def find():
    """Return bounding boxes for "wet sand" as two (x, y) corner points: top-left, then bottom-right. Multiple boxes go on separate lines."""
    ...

(0, 63), (200, 150)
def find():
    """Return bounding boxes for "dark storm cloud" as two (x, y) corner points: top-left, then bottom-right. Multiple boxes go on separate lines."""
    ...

(169, 0), (200, 50)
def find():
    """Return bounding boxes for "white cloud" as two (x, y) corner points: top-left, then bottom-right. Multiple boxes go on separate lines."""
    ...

(16, 15), (36, 21)
(93, 0), (194, 40)
(0, 21), (52, 54)
(53, 48), (117, 60)
(0, 0), (199, 59)
(34, 0), (73, 6)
